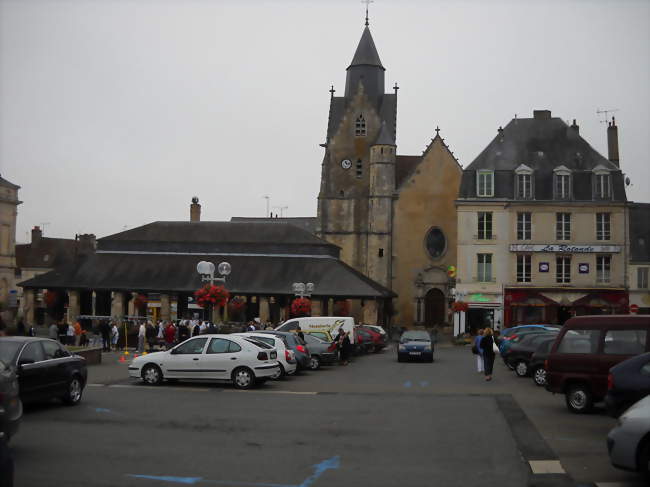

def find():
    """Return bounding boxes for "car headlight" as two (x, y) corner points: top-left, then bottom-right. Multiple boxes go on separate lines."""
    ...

(399, 344), (406, 351)
(424, 345), (432, 351)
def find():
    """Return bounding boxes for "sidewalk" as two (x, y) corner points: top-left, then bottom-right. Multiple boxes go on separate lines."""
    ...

(87, 351), (136, 385)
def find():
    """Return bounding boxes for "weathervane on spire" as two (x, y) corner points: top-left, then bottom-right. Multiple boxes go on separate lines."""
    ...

(362, 0), (374, 26)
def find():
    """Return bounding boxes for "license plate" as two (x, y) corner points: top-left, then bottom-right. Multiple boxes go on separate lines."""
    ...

(409, 351), (421, 355)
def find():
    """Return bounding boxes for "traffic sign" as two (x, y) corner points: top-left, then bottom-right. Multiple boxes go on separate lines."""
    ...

(630, 304), (639, 314)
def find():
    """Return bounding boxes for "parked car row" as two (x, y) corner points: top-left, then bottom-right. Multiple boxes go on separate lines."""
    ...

(500, 315), (650, 476)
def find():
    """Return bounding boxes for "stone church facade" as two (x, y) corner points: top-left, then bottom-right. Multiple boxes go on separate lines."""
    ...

(316, 23), (462, 328)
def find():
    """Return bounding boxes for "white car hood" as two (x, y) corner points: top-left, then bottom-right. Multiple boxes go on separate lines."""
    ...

(132, 351), (167, 364)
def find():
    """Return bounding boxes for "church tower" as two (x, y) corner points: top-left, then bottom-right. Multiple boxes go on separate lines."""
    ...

(317, 20), (397, 277)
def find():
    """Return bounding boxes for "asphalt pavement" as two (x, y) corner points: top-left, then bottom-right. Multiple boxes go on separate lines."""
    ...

(9, 342), (648, 487)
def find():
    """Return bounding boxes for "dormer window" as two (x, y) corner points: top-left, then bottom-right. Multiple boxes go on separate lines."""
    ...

(355, 114), (366, 137)
(477, 170), (494, 197)
(593, 165), (611, 199)
(553, 165), (571, 200)
(515, 164), (533, 200)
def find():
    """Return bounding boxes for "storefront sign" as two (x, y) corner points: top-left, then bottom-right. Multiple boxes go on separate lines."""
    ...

(539, 262), (550, 273)
(509, 244), (621, 253)
(578, 263), (589, 274)
(469, 293), (491, 303)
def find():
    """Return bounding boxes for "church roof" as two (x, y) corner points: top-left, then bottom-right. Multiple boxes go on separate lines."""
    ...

(0, 174), (20, 190)
(374, 121), (395, 146)
(348, 26), (384, 69)
(395, 155), (422, 188)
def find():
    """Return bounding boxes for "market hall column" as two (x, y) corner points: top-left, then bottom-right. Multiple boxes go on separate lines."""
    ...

(160, 293), (171, 321)
(67, 290), (80, 324)
(23, 289), (36, 326)
(259, 297), (270, 323)
(111, 291), (127, 320)
(311, 298), (322, 317)
(363, 298), (378, 325)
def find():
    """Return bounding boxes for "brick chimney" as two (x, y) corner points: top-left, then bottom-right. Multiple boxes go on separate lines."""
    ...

(77, 233), (96, 255)
(31, 226), (42, 248)
(533, 110), (552, 120)
(607, 117), (619, 167)
(190, 196), (201, 222)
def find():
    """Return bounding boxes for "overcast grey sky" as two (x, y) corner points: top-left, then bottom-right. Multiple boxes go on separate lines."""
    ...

(1, 0), (648, 243)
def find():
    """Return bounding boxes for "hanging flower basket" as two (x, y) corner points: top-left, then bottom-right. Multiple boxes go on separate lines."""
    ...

(194, 284), (230, 308)
(43, 290), (58, 308)
(291, 297), (311, 317)
(452, 301), (469, 313)
(228, 297), (245, 313)
(133, 293), (148, 310)
(333, 299), (350, 317)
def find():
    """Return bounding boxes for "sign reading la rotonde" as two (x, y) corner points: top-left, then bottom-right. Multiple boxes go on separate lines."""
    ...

(509, 244), (621, 253)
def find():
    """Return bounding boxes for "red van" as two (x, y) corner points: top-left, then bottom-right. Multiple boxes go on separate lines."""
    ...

(546, 315), (650, 413)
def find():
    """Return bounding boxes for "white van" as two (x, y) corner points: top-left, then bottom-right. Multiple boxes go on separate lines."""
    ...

(275, 317), (356, 343)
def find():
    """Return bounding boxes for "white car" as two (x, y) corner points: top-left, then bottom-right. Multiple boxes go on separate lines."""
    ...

(235, 332), (297, 378)
(607, 394), (650, 475)
(128, 334), (280, 389)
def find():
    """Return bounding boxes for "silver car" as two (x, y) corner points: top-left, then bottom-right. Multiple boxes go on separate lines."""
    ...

(607, 394), (650, 475)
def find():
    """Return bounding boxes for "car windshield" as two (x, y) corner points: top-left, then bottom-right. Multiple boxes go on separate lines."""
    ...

(0, 341), (22, 364)
(401, 331), (430, 342)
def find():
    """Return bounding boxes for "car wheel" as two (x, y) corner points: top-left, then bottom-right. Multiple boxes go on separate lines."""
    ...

(515, 361), (528, 377)
(232, 367), (255, 390)
(565, 384), (593, 414)
(62, 376), (84, 405)
(142, 364), (163, 386)
(309, 356), (320, 370)
(271, 363), (285, 380)
(533, 367), (547, 387)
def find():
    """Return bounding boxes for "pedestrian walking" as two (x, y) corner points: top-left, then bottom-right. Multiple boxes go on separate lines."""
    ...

(164, 321), (176, 349)
(100, 320), (111, 352)
(192, 321), (201, 337)
(339, 331), (351, 366)
(479, 328), (497, 381)
(178, 320), (190, 343)
(137, 321), (146, 353)
(206, 321), (218, 334)
(473, 329), (484, 373)
(57, 321), (67, 343)
(66, 322), (75, 345)
(296, 326), (305, 341)
(73, 321), (82, 346)
(145, 321), (157, 352)
(17, 319), (26, 337)
(111, 322), (119, 351)
(48, 322), (58, 340)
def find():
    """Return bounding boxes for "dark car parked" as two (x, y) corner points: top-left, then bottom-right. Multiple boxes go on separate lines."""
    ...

(397, 330), (434, 363)
(301, 334), (337, 370)
(358, 326), (386, 352)
(258, 331), (311, 370)
(605, 352), (650, 417)
(504, 333), (557, 377)
(0, 337), (88, 406)
(0, 359), (21, 441)
(529, 338), (555, 387)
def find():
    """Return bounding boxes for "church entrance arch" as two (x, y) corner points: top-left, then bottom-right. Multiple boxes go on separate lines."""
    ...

(424, 288), (446, 327)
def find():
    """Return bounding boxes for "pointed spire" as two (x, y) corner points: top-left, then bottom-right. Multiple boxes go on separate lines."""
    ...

(374, 121), (395, 146)
(348, 26), (384, 69)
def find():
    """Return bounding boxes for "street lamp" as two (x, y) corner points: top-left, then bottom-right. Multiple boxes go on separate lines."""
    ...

(196, 260), (231, 285)
(292, 282), (314, 298)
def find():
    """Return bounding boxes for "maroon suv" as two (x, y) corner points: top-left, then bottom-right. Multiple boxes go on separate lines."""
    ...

(546, 315), (650, 413)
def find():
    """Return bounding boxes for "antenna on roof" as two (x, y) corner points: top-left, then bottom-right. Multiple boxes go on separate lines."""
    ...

(596, 108), (619, 124)
(362, 0), (374, 26)
(40, 222), (50, 236)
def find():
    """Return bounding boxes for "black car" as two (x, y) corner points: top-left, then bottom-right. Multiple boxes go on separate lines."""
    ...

(529, 338), (555, 387)
(258, 331), (311, 370)
(605, 352), (650, 417)
(0, 337), (88, 406)
(302, 333), (337, 370)
(504, 333), (557, 377)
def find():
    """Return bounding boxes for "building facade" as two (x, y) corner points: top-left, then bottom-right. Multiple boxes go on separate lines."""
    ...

(316, 22), (462, 327)
(0, 174), (20, 318)
(629, 203), (650, 314)
(456, 111), (628, 332)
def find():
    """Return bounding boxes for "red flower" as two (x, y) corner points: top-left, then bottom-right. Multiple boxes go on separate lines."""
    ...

(291, 298), (311, 317)
(194, 284), (230, 308)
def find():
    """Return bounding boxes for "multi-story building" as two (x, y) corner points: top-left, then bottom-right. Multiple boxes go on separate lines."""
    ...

(628, 203), (650, 314)
(0, 174), (20, 318)
(456, 110), (628, 332)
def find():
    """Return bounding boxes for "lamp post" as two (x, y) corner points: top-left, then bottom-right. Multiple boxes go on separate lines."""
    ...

(196, 261), (231, 322)
(292, 282), (314, 298)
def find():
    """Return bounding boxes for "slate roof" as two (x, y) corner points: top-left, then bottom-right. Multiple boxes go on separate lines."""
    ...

(15, 238), (77, 270)
(0, 174), (20, 190)
(629, 203), (650, 263)
(348, 26), (384, 69)
(374, 121), (395, 146)
(230, 217), (317, 234)
(18, 252), (395, 298)
(395, 155), (421, 188)
(459, 113), (626, 201)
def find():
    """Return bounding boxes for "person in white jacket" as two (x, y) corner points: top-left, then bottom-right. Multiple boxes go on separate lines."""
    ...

(137, 321), (146, 353)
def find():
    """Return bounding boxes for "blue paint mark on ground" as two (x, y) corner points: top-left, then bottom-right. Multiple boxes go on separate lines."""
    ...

(419, 381), (429, 387)
(403, 380), (412, 388)
(95, 408), (111, 413)
(127, 455), (341, 487)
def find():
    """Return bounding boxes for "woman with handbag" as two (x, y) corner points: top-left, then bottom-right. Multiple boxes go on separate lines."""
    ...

(472, 329), (484, 373)
(479, 327), (497, 381)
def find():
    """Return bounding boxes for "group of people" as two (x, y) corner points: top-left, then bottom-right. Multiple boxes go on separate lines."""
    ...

(134, 319), (226, 353)
(472, 328), (501, 381)
(48, 320), (90, 346)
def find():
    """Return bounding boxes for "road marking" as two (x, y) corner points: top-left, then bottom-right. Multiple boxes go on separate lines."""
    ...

(595, 483), (648, 487)
(87, 383), (106, 387)
(419, 381), (429, 387)
(224, 390), (319, 395)
(403, 380), (412, 388)
(127, 455), (340, 486)
(528, 460), (565, 474)
(104, 384), (210, 392)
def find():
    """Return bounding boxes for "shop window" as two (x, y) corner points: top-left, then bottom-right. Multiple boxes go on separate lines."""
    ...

(517, 212), (531, 240)
(597, 255), (611, 283)
(638, 267), (649, 289)
(517, 254), (531, 283)
(556, 213), (571, 240)
(603, 330), (647, 355)
(477, 212), (493, 240)
(556, 256), (571, 284)
(477, 253), (492, 282)
(477, 170), (494, 197)
(557, 329), (600, 354)
(596, 213), (611, 241)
